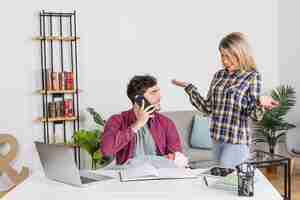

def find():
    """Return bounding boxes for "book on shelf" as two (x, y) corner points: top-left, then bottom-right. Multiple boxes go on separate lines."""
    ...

(52, 72), (59, 90)
(64, 99), (74, 117)
(46, 99), (74, 119)
(44, 69), (74, 91)
(46, 69), (52, 90)
(65, 71), (74, 90)
(55, 100), (64, 117)
(47, 102), (56, 118)
(58, 72), (64, 90)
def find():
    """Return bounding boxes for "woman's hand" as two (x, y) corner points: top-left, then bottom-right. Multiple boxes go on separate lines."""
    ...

(259, 96), (279, 110)
(171, 79), (190, 88)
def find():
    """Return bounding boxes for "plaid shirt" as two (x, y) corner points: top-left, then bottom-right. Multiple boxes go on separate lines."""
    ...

(185, 69), (265, 145)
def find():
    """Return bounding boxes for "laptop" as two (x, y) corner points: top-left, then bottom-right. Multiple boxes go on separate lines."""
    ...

(35, 141), (113, 187)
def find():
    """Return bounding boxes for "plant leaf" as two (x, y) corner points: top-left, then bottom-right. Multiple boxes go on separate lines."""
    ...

(253, 85), (296, 151)
(73, 129), (100, 157)
(87, 107), (106, 126)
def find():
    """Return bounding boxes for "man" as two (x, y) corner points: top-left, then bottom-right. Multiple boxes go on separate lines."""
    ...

(101, 75), (183, 165)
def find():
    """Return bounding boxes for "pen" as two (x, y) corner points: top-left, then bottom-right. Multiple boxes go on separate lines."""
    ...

(203, 176), (208, 186)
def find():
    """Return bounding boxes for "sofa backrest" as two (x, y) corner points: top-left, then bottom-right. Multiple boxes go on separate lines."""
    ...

(161, 110), (199, 153)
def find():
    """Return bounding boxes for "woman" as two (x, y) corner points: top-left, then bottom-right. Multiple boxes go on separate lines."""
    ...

(172, 32), (278, 169)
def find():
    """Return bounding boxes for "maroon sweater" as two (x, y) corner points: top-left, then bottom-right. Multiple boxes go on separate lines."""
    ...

(100, 109), (182, 164)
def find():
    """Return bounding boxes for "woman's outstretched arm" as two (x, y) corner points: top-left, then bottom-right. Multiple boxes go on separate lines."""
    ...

(172, 79), (213, 115)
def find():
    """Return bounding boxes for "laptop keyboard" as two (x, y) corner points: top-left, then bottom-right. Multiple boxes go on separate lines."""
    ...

(80, 176), (97, 184)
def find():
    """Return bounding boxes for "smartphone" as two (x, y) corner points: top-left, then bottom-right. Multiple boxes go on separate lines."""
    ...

(134, 95), (152, 110)
(201, 167), (234, 177)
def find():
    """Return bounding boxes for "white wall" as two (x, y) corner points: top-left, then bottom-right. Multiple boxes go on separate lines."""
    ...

(278, 1), (300, 149)
(0, 0), (278, 175)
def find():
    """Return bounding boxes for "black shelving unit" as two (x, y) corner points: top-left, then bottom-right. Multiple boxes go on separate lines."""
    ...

(36, 10), (81, 167)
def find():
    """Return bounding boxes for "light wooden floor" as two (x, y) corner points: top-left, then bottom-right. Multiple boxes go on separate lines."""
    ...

(262, 169), (300, 200)
(0, 192), (5, 198)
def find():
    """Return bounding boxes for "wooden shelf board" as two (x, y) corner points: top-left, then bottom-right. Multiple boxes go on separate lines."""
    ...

(37, 116), (77, 122)
(38, 89), (79, 94)
(33, 36), (80, 41)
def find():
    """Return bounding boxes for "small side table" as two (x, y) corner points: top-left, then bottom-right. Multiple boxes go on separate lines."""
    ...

(247, 150), (291, 200)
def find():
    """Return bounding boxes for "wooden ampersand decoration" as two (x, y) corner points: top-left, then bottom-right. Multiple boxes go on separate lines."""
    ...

(0, 134), (29, 191)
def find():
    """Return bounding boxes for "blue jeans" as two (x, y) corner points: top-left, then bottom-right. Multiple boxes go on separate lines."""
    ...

(212, 140), (250, 169)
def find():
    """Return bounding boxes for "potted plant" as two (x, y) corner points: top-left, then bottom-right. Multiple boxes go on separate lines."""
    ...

(253, 85), (296, 154)
(73, 107), (112, 170)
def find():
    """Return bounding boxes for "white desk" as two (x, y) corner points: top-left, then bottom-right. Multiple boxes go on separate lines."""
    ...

(3, 169), (282, 200)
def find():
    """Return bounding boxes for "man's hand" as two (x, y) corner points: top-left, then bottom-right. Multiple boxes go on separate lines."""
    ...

(131, 100), (156, 132)
(165, 152), (189, 168)
(259, 96), (279, 110)
(165, 153), (175, 160)
(171, 79), (190, 88)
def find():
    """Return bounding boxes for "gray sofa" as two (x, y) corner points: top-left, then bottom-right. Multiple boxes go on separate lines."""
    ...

(162, 110), (213, 162)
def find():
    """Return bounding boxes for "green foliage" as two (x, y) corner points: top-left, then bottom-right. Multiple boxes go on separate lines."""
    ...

(253, 85), (296, 153)
(73, 129), (100, 158)
(73, 107), (110, 169)
(86, 107), (106, 127)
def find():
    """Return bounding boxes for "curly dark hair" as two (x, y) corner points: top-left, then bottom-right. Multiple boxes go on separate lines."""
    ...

(127, 75), (157, 103)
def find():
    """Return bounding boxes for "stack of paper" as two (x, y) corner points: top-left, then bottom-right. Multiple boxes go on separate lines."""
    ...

(119, 157), (198, 182)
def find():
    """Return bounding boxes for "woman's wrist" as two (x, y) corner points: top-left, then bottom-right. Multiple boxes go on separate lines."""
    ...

(184, 83), (194, 93)
(257, 97), (262, 106)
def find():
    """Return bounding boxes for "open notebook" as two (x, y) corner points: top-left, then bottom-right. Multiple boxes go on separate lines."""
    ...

(119, 158), (197, 182)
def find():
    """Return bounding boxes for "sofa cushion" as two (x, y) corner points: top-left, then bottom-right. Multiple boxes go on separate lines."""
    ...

(186, 148), (213, 162)
(190, 115), (212, 149)
(161, 110), (213, 162)
(162, 111), (195, 155)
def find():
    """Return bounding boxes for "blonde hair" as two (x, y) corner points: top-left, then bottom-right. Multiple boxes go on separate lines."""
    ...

(219, 32), (256, 71)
